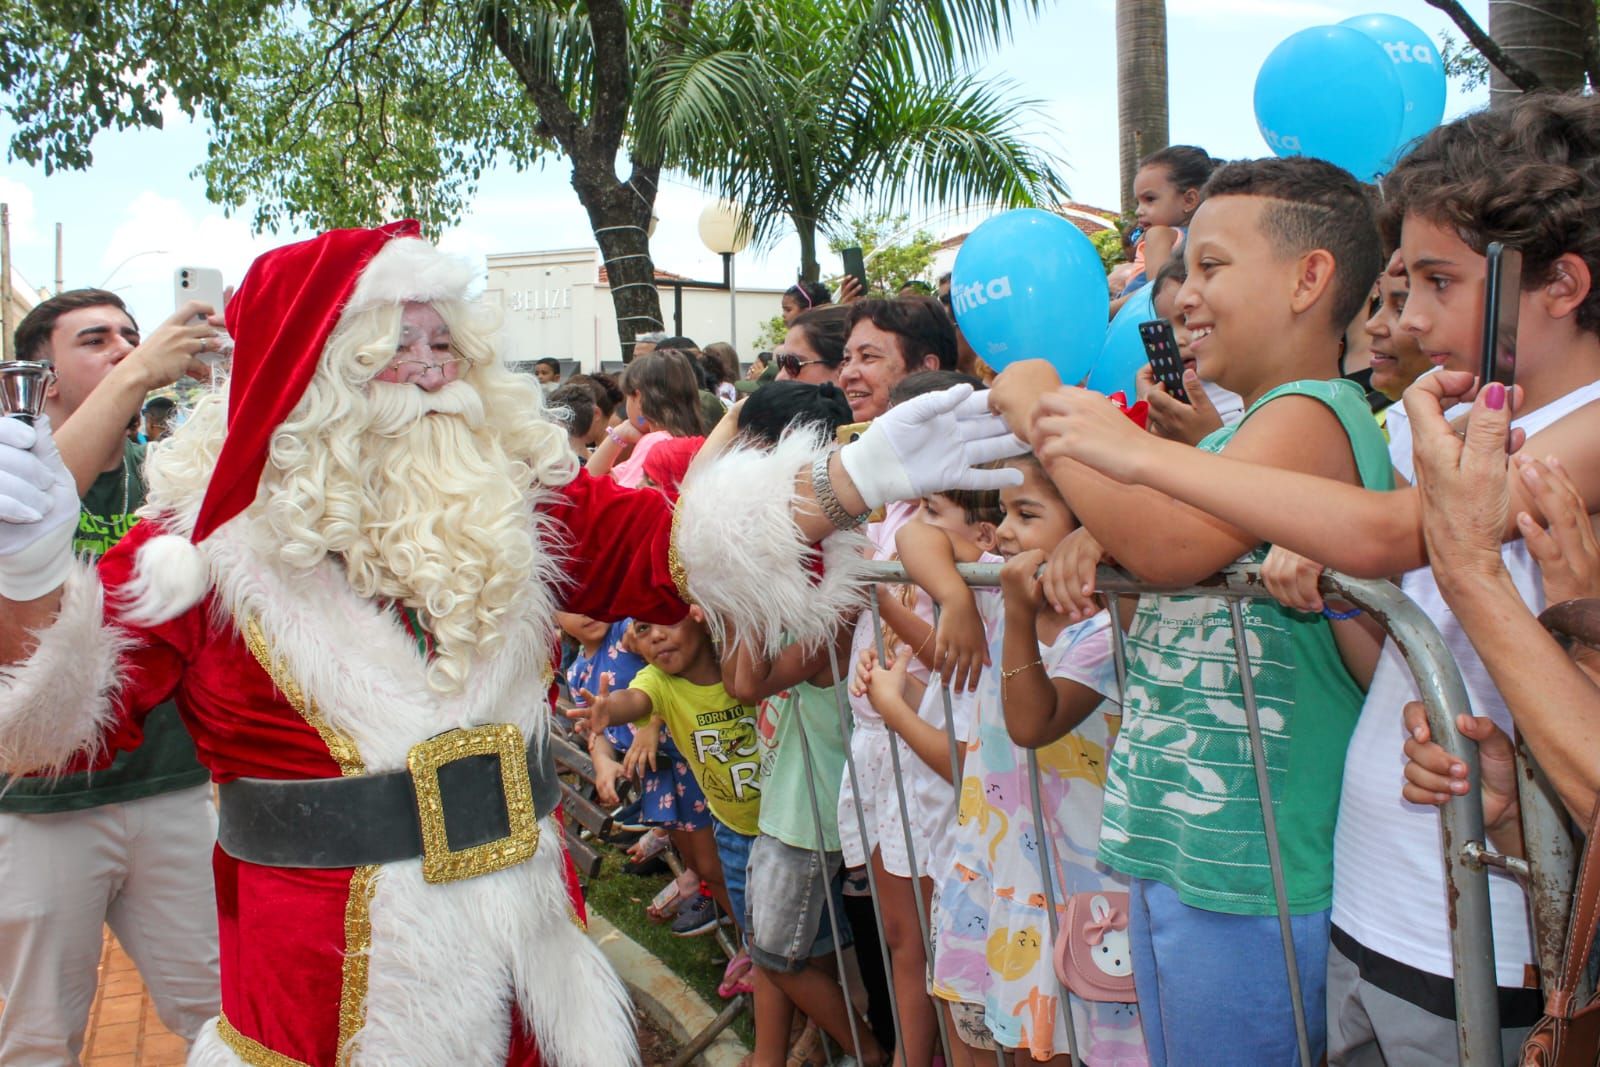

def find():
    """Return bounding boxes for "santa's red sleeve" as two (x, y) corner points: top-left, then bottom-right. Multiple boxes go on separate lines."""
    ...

(0, 520), (199, 776)
(546, 428), (874, 656)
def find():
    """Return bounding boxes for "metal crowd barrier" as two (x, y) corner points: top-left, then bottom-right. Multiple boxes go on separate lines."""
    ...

(766, 560), (1505, 1067)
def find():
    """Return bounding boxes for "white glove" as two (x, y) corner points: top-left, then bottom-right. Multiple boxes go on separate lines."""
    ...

(0, 416), (78, 601)
(839, 384), (1028, 508)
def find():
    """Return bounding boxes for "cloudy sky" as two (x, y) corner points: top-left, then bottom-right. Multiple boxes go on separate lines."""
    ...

(0, 0), (1488, 333)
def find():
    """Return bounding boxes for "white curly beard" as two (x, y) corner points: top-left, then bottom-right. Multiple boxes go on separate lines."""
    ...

(268, 378), (540, 694)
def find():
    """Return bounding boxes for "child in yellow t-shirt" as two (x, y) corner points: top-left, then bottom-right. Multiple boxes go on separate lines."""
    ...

(568, 606), (762, 945)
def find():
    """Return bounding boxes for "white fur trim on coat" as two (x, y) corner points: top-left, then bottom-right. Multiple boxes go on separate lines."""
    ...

(674, 428), (873, 657)
(185, 1019), (244, 1066)
(346, 237), (475, 316)
(0, 562), (132, 777)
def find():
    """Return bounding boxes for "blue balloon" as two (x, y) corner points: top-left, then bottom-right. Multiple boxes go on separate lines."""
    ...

(1086, 285), (1154, 397)
(1341, 13), (1448, 154)
(1254, 25), (1405, 181)
(952, 209), (1109, 378)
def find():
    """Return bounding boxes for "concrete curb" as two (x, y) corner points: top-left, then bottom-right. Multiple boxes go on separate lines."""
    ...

(589, 914), (749, 1067)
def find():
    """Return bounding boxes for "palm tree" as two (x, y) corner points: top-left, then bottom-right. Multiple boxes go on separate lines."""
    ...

(636, 0), (1067, 281)
(1486, 0), (1586, 107)
(1115, 0), (1168, 217)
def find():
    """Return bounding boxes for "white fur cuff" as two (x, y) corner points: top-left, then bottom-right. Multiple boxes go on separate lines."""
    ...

(0, 562), (129, 777)
(674, 429), (873, 657)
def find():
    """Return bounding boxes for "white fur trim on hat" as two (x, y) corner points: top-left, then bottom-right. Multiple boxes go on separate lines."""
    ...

(345, 237), (475, 315)
(118, 532), (211, 627)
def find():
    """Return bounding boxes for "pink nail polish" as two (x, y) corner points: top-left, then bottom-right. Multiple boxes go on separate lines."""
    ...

(1484, 383), (1506, 410)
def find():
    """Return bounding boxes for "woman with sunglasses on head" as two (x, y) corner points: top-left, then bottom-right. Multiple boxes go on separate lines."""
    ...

(776, 305), (851, 384)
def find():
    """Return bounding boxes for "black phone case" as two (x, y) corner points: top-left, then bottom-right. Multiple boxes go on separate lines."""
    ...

(1139, 320), (1189, 404)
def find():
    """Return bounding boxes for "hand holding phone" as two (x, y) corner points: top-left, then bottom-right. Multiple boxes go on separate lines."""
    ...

(840, 246), (868, 297)
(1481, 242), (1521, 450)
(1481, 242), (1521, 391)
(174, 267), (232, 365)
(1139, 320), (1189, 404)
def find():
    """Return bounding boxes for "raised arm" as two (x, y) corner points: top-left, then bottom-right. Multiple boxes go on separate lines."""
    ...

(997, 551), (1105, 748)
(0, 418), (79, 654)
(896, 519), (988, 690)
(53, 301), (218, 494)
(1409, 381), (1600, 822)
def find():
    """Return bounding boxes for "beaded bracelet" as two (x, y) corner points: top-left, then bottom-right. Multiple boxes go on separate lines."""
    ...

(605, 426), (630, 449)
(1321, 605), (1363, 621)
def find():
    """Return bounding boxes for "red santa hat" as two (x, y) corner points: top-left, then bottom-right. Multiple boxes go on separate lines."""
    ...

(124, 221), (477, 624)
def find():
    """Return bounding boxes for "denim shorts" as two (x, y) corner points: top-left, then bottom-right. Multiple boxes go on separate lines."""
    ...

(713, 819), (755, 942)
(745, 834), (852, 974)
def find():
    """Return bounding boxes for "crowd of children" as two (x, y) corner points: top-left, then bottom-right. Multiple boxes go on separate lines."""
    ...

(548, 91), (1600, 1067)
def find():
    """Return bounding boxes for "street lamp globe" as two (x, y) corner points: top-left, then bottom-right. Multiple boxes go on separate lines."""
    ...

(697, 201), (750, 256)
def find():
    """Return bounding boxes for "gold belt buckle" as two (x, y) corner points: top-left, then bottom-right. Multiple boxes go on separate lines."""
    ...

(407, 723), (540, 885)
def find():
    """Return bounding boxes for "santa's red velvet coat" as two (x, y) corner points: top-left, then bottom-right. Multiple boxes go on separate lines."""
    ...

(73, 470), (683, 1066)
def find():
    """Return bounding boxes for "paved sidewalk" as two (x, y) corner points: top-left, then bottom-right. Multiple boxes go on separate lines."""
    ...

(0, 929), (186, 1066)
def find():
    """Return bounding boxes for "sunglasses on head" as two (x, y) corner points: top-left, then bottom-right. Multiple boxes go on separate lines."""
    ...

(775, 350), (827, 377)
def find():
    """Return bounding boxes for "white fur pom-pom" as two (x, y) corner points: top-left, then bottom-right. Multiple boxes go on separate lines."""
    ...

(118, 533), (211, 627)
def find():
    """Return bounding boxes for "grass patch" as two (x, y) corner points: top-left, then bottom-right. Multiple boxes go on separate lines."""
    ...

(583, 845), (756, 1049)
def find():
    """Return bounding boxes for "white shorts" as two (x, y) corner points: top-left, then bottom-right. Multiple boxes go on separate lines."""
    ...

(835, 721), (923, 876)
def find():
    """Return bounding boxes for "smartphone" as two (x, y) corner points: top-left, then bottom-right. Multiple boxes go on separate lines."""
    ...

(174, 267), (231, 366)
(840, 246), (868, 295)
(1139, 319), (1189, 404)
(174, 266), (225, 320)
(1481, 242), (1522, 391)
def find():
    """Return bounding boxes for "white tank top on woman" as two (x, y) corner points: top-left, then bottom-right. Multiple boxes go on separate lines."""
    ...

(1332, 377), (1600, 986)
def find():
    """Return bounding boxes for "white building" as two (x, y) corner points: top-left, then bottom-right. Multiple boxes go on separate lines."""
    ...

(485, 247), (787, 374)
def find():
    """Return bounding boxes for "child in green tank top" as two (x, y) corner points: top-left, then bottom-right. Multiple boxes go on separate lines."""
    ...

(990, 157), (1390, 1067)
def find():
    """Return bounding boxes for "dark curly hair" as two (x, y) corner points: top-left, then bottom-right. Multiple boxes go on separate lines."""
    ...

(1383, 91), (1600, 335)
(1139, 144), (1219, 194)
(1202, 156), (1383, 332)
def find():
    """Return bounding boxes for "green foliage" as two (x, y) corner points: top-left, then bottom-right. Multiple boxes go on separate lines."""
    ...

(0, 0), (659, 237)
(754, 314), (788, 351)
(1091, 228), (1126, 272)
(199, 4), (553, 235)
(1439, 30), (1490, 91)
(0, 0), (271, 172)
(828, 212), (940, 297)
(636, 0), (1067, 278)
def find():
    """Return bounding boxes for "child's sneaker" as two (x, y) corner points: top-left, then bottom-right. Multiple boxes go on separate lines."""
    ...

(670, 894), (720, 937)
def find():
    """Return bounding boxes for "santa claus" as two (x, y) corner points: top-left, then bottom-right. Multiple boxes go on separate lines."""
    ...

(0, 221), (1022, 1066)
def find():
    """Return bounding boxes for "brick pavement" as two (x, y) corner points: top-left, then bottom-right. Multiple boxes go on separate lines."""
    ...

(0, 928), (186, 1066)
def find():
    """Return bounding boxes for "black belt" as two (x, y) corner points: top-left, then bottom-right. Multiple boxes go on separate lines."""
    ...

(218, 723), (560, 885)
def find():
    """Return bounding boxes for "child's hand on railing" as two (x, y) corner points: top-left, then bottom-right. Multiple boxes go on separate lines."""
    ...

(859, 647), (915, 731)
(623, 719), (662, 778)
(1401, 701), (1521, 852)
(593, 747), (626, 807)
(1000, 548), (1047, 618)
(1041, 528), (1105, 621)
(933, 593), (988, 693)
(1261, 546), (1328, 614)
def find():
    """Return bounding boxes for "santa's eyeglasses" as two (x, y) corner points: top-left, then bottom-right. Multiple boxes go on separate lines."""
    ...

(384, 357), (467, 380)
